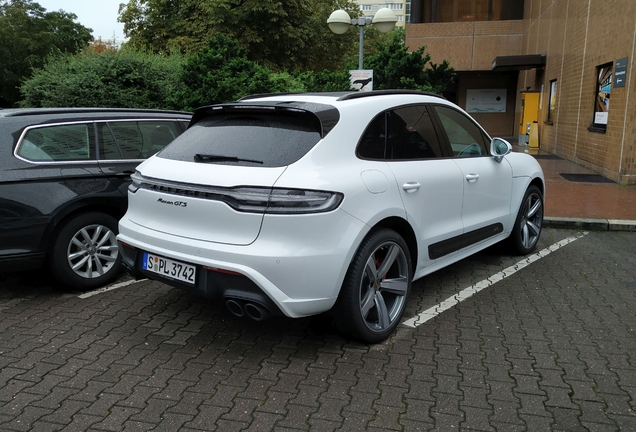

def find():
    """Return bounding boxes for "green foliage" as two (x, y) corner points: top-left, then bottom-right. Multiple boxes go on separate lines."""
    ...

(20, 49), (185, 109)
(364, 28), (455, 94)
(294, 69), (351, 92)
(171, 34), (286, 109)
(0, 0), (92, 106)
(119, 0), (360, 71)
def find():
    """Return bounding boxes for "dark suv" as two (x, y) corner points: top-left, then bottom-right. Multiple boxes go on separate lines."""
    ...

(0, 108), (191, 289)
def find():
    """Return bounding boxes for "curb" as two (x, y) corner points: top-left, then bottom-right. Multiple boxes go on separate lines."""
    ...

(544, 217), (636, 232)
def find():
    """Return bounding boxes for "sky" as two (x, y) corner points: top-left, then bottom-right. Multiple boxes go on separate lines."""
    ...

(36, 0), (127, 43)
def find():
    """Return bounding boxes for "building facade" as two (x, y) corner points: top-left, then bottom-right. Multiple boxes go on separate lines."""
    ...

(356, 0), (409, 26)
(406, 0), (636, 184)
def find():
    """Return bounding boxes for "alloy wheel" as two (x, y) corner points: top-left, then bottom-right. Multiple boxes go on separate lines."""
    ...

(358, 241), (409, 332)
(520, 192), (543, 250)
(66, 224), (119, 279)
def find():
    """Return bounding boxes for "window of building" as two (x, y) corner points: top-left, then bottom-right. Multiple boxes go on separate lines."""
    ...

(361, 4), (373, 11)
(414, 0), (524, 23)
(592, 63), (612, 131)
(397, 15), (404, 21)
(547, 80), (557, 123)
(386, 3), (403, 10)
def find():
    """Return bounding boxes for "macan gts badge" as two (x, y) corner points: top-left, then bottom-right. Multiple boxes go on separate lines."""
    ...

(118, 90), (545, 343)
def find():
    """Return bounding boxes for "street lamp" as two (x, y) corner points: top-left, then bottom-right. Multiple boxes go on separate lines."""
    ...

(327, 8), (398, 70)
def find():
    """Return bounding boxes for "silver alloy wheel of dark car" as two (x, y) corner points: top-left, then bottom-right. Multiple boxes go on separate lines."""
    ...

(66, 223), (119, 279)
(50, 212), (123, 289)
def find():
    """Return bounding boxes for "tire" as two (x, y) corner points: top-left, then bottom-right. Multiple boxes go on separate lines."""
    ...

(332, 228), (412, 344)
(510, 185), (544, 255)
(49, 212), (122, 290)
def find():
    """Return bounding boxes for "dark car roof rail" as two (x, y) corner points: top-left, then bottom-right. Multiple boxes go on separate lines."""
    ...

(336, 89), (445, 101)
(1, 107), (191, 118)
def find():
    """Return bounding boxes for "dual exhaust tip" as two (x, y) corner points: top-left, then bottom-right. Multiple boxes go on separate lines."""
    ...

(225, 298), (271, 321)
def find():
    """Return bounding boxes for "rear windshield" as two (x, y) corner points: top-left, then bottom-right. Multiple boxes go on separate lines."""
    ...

(158, 110), (322, 167)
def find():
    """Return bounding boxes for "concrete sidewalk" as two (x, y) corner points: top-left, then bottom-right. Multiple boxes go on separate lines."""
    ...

(513, 145), (636, 231)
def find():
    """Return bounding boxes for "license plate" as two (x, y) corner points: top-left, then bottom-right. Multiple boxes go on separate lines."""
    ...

(142, 252), (196, 285)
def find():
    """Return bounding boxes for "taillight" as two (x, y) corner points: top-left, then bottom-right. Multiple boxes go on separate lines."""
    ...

(130, 172), (343, 214)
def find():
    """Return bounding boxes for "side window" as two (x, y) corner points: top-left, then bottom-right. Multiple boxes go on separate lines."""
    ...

(387, 105), (442, 160)
(99, 121), (181, 160)
(97, 123), (121, 160)
(357, 113), (387, 160)
(17, 123), (94, 162)
(434, 106), (489, 158)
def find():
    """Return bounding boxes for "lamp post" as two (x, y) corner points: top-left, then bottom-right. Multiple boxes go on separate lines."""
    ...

(327, 8), (398, 70)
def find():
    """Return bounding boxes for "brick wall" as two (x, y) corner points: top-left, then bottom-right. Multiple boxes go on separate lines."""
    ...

(406, 0), (636, 183)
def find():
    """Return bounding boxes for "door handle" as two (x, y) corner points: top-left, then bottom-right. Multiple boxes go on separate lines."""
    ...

(402, 182), (421, 193)
(465, 174), (480, 183)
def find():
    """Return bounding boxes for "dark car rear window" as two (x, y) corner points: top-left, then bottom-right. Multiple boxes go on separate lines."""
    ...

(157, 111), (323, 167)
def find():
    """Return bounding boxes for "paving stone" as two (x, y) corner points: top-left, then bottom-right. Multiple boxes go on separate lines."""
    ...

(1, 230), (635, 431)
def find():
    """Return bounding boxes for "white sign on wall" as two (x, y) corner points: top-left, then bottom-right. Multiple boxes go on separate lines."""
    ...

(466, 89), (507, 113)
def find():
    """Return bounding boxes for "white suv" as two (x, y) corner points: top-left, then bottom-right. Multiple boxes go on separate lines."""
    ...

(118, 91), (544, 343)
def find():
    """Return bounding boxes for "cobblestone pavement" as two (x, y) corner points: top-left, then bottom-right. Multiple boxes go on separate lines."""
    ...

(1, 229), (635, 431)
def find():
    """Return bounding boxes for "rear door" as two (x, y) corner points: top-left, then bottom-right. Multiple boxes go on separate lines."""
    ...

(96, 119), (185, 197)
(365, 105), (465, 269)
(6, 121), (118, 257)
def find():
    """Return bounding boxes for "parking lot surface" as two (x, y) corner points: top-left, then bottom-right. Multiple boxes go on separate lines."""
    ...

(1, 228), (635, 431)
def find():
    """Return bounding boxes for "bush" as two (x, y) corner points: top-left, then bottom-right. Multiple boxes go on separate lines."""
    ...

(20, 49), (185, 109)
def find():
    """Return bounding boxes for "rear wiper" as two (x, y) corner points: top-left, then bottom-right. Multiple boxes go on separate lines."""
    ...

(194, 154), (263, 164)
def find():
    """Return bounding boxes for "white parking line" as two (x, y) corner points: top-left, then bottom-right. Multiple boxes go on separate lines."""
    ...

(78, 278), (147, 299)
(401, 232), (589, 328)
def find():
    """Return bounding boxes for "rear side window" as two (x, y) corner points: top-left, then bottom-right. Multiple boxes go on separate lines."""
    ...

(98, 121), (182, 160)
(17, 123), (94, 162)
(158, 111), (322, 167)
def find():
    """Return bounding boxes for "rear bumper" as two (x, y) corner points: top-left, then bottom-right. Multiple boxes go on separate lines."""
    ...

(117, 209), (368, 318)
(118, 241), (284, 317)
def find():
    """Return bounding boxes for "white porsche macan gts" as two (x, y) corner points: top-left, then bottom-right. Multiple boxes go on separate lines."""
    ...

(117, 90), (544, 343)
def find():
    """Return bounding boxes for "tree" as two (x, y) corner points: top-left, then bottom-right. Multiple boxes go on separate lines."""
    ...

(118, 0), (360, 71)
(20, 49), (185, 109)
(0, 0), (92, 106)
(364, 27), (455, 94)
(171, 33), (290, 110)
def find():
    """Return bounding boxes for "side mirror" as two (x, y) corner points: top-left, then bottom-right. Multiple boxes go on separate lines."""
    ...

(490, 137), (512, 163)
